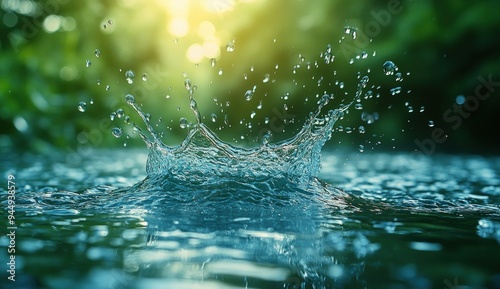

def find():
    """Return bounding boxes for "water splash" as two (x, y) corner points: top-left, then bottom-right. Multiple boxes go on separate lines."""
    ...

(123, 74), (369, 182)
(87, 27), (405, 183)
(104, 50), (396, 182)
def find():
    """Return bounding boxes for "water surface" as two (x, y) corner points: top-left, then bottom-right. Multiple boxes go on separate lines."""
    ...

(1, 149), (499, 289)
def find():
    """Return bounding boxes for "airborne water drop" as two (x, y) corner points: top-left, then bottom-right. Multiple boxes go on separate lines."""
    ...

(112, 127), (122, 138)
(125, 70), (135, 84)
(383, 61), (397, 76)
(78, 102), (87, 112)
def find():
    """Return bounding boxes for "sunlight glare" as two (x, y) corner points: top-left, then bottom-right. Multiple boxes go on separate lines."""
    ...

(168, 17), (189, 37)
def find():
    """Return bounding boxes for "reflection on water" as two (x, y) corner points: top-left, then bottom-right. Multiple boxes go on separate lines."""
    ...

(1, 150), (499, 289)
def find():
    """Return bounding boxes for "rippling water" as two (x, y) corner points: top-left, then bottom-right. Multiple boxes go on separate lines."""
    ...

(1, 149), (499, 289)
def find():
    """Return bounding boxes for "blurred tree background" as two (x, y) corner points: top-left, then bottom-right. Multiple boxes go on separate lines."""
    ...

(1, 0), (499, 156)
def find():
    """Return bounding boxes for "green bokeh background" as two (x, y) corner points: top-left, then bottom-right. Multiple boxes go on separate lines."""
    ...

(1, 0), (499, 155)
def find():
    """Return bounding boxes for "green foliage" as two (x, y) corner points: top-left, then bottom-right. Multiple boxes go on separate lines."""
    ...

(1, 0), (499, 154)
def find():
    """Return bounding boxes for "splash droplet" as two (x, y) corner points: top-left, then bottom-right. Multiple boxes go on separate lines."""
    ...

(77, 102), (87, 112)
(116, 109), (124, 118)
(382, 61), (397, 76)
(94, 49), (101, 57)
(125, 70), (135, 84)
(263, 74), (270, 83)
(395, 72), (403, 82)
(85, 60), (91, 67)
(112, 127), (122, 138)
(110, 112), (116, 121)
(244, 90), (254, 101)
(179, 118), (188, 129)
(359, 144), (365, 153)
(428, 120), (435, 127)
(125, 94), (135, 104)
(390, 87), (402, 95)
(184, 79), (192, 91)
(261, 131), (272, 145)
(210, 113), (217, 122)
(210, 58), (216, 67)
(142, 73), (147, 81)
(226, 41), (235, 52)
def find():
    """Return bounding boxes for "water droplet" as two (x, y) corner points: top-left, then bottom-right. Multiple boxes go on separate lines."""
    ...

(395, 72), (403, 82)
(89, 99), (94, 105)
(112, 127), (122, 138)
(179, 118), (188, 129)
(210, 58), (216, 67)
(390, 87), (402, 95)
(359, 126), (366, 134)
(106, 85), (110, 91)
(210, 113), (217, 122)
(190, 99), (197, 111)
(456, 95), (466, 105)
(244, 90), (254, 101)
(361, 51), (368, 59)
(142, 73), (147, 81)
(125, 70), (135, 84)
(355, 103), (363, 110)
(360, 75), (369, 87)
(77, 102), (86, 112)
(250, 111), (256, 119)
(124, 116), (130, 124)
(419, 106), (425, 113)
(85, 60), (91, 67)
(218, 69), (223, 76)
(96, 79), (101, 86)
(428, 120), (435, 127)
(261, 131), (272, 145)
(359, 144), (365, 153)
(116, 109), (124, 118)
(110, 112), (116, 121)
(184, 79), (192, 91)
(317, 94), (330, 107)
(382, 61), (397, 76)
(257, 100), (263, 110)
(263, 74), (270, 83)
(226, 41), (235, 52)
(125, 94), (135, 104)
(94, 49), (101, 57)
